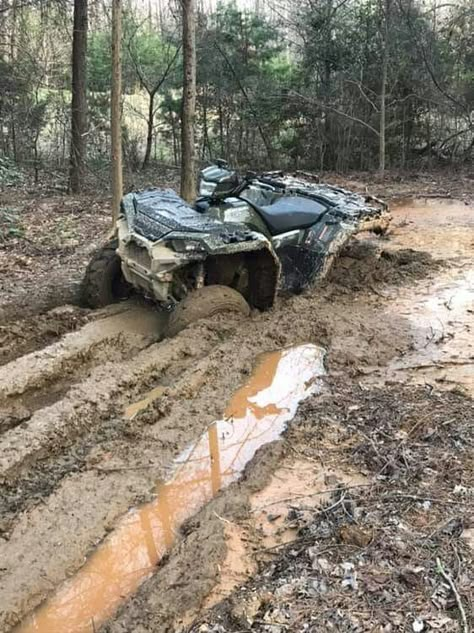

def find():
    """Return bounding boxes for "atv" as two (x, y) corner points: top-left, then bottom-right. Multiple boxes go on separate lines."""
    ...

(83, 163), (390, 335)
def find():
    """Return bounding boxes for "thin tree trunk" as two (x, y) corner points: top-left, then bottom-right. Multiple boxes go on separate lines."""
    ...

(379, 0), (389, 177)
(379, 52), (387, 176)
(170, 109), (178, 165)
(111, 0), (123, 223)
(218, 94), (225, 157)
(69, 0), (88, 193)
(180, 0), (197, 202)
(142, 90), (155, 170)
(201, 87), (211, 160)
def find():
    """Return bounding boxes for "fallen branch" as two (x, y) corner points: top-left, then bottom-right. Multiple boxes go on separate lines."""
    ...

(436, 557), (470, 633)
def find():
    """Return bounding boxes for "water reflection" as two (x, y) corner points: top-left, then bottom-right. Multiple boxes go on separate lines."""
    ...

(15, 344), (325, 633)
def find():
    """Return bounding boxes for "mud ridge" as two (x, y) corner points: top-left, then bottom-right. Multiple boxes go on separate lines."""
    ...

(0, 325), (221, 483)
(0, 319), (248, 533)
(0, 305), (91, 367)
(327, 242), (441, 291)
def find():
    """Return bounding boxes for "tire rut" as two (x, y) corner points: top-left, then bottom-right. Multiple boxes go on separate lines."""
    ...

(0, 303), (164, 436)
(0, 320), (248, 630)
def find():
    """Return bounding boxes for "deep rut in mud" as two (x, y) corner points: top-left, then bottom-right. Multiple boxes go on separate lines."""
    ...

(15, 345), (326, 633)
(0, 196), (473, 633)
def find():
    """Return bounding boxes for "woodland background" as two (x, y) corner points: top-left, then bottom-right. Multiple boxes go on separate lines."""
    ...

(0, 0), (472, 194)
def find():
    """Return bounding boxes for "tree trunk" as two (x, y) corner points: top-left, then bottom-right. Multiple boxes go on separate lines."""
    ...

(218, 94), (225, 157)
(111, 0), (123, 223)
(142, 90), (155, 170)
(180, 0), (197, 203)
(69, 0), (88, 194)
(201, 87), (211, 160)
(379, 48), (387, 176)
(378, 0), (390, 177)
(170, 109), (178, 166)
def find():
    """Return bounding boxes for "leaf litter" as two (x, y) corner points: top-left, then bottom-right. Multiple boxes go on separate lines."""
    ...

(188, 381), (473, 633)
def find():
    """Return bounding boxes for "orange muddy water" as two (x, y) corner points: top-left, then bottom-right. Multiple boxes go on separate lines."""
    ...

(15, 344), (325, 633)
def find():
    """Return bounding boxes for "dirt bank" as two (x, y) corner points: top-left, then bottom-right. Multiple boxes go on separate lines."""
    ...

(0, 188), (472, 633)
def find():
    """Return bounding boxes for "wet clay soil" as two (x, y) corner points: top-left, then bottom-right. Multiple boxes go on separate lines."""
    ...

(0, 191), (473, 633)
(16, 345), (325, 633)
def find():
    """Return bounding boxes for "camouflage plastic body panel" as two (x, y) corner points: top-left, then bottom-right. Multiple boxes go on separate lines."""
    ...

(117, 173), (389, 306)
(205, 198), (271, 238)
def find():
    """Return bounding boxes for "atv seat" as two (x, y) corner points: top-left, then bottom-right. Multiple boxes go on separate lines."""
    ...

(244, 195), (328, 235)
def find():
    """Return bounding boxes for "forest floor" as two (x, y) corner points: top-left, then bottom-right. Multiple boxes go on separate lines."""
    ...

(0, 170), (472, 633)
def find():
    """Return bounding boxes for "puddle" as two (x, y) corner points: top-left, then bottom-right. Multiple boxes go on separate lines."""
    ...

(15, 343), (325, 633)
(365, 268), (474, 395)
(390, 198), (474, 258)
(360, 198), (474, 395)
(124, 385), (167, 420)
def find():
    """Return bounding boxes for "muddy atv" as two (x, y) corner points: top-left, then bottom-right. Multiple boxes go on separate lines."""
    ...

(82, 165), (390, 335)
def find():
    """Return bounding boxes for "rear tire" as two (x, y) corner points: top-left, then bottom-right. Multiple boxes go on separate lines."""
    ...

(167, 285), (250, 336)
(82, 239), (131, 308)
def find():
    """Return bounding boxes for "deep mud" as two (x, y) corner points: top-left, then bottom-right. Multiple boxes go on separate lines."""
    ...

(0, 185), (472, 633)
(328, 243), (440, 291)
(0, 305), (91, 366)
(16, 345), (326, 633)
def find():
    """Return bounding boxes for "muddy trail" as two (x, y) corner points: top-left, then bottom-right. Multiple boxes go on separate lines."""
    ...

(0, 194), (472, 633)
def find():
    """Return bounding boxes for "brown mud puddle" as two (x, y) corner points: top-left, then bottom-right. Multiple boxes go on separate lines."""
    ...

(385, 269), (473, 394)
(359, 198), (473, 394)
(15, 344), (325, 633)
(389, 197), (473, 258)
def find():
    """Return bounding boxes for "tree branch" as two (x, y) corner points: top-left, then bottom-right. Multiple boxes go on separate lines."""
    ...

(289, 91), (380, 137)
(213, 39), (275, 165)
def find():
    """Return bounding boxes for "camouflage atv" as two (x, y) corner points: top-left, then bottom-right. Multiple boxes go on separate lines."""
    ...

(82, 164), (390, 335)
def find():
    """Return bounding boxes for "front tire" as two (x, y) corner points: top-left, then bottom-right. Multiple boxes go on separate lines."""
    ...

(167, 285), (250, 336)
(82, 239), (131, 308)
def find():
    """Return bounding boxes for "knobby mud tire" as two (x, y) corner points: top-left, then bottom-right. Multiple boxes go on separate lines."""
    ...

(167, 285), (250, 337)
(81, 239), (131, 308)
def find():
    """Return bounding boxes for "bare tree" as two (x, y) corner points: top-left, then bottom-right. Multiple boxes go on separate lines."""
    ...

(180, 0), (196, 202)
(111, 0), (123, 222)
(69, 0), (88, 193)
(126, 31), (181, 170)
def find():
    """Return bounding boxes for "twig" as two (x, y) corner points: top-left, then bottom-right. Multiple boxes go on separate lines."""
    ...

(213, 511), (233, 525)
(250, 483), (372, 513)
(384, 494), (467, 506)
(436, 557), (470, 633)
(91, 464), (162, 472)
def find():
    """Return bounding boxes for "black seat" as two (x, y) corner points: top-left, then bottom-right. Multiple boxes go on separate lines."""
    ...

(243, 195), (328, 235)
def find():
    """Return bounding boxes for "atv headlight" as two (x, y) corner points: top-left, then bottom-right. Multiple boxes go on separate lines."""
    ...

(171, 239), (206, 253)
